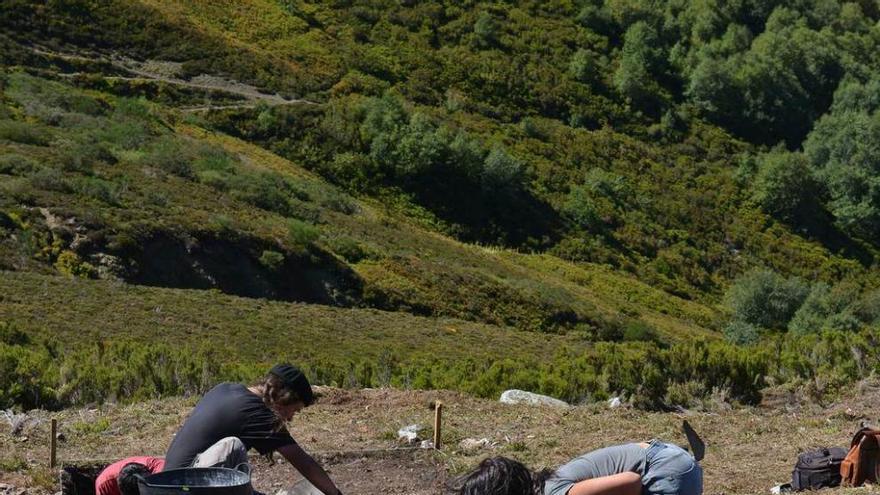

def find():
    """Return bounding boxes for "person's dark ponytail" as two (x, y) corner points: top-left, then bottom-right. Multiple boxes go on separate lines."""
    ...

(448, 456), (543, 495)
(532, 468), (552, 494)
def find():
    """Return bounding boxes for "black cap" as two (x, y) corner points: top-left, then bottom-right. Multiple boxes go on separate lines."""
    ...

(269, 364), (315, 406)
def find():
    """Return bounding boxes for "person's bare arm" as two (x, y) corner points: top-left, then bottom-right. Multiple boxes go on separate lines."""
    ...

(277, 443), (341, 495)
(566, 472), (642, 495)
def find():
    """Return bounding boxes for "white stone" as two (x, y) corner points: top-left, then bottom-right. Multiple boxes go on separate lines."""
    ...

(499, 389), (568, 408)
(459, 437), (491, 452)
(277, 479), (322, 495)
(397, 424), (422, 443)
(608, 397), (622, 408)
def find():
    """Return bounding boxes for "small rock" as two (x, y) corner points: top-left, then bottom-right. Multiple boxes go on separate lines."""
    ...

(608, 397), (622, 408)
(459, 437), (491, 452)
(397, 424), (422, 443)
(499, 390), (568, 408)
(18, 436), (28, 443)
(419, 440), (434, 449)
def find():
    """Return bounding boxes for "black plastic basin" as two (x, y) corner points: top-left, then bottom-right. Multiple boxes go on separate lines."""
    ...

(137, 466), (252, 495)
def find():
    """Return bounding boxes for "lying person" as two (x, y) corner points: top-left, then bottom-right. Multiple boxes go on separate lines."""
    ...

(95, 456), (164, 495)
(453, 440), (702, 495)
(163, 364), (343, 495)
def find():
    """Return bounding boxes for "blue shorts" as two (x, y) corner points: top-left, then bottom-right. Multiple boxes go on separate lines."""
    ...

(642, 440), (703, 495)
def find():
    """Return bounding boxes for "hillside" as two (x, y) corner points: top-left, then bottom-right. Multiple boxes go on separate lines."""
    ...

(1, 0), (880, 413)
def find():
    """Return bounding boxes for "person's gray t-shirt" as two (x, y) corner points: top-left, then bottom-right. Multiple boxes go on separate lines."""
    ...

(544, 443), (647, 495)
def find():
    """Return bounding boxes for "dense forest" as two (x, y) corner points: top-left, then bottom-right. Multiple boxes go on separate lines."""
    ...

(2, 0), (880, 410)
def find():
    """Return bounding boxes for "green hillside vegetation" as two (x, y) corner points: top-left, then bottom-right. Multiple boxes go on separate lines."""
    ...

(1, 0), (880, 410)
(3, 270), (880, 414)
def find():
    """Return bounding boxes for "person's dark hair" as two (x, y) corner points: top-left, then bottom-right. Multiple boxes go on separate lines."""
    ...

(253, 364), (317, 429)
(449, 457), (551, 495)
(118, 462), (151, 495)
(253, 365), (315, 408)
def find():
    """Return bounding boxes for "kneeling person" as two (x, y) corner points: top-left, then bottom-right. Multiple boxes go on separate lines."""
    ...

(163, 364), (342, 495)
(95, 456), (165, 495)
(455, 440), (702, 495)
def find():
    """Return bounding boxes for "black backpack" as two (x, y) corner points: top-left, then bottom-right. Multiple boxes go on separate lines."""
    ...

(791, 447), (848, 491)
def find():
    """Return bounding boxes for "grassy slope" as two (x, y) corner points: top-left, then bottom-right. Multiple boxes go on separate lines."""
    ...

(0, 69), (719, 340)
(0, 270), (580, 366)
(192, 125), (721, 338)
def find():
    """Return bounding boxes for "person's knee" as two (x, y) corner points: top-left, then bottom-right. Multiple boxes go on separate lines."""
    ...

(213, 436), (245, 454)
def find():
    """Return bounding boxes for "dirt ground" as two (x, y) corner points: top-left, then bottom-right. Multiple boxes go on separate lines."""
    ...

(251, 451), (445, 495)
(3, 386), (880, 494)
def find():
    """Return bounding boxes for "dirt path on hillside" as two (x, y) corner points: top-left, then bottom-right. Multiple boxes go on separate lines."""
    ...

(27, 46), (318, 110)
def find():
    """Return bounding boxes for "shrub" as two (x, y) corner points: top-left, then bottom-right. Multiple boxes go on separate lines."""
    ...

(54, 251), (96, 279)
(74, 177), (122, 205)
(320, 192), (359, 215)
(0, 119), (50, 145)
(29, 167), (70, 192)
(0, 323), (30, 346)
(287, 218), (320, 248)
(563, 185), (602, 231)
(258, 250), (285, 271)
(622, 319), (660, 343)
(569, 49), (604, 84)
(0, 153), (37, 175)
(481, 147), (524, 195)
(58, 341), (230, 405)
(725, 269), (810, 330)
(473, 12), (499, 48)
(724, 320), (760, 345)
(326, 236), (371, 263)
(227, 172), (308, 217)
(788, 283), (859, 334)
(326, 152), (377, 190)
(664, 380), (706, 409)
(57, 140), (117, 172)
(139, 136), (194, 178)
(0, 342), (58, 410)
(192, 143), (237, 173)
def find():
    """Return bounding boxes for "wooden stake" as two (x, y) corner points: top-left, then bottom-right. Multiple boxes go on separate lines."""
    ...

(50, 418), (57, 468)
(433, 401), (443, 450)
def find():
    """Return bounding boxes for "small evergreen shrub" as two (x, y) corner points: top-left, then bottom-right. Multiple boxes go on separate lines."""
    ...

(724, 320), (760, 345)
(0, 153), (37, 175)
(0, 119), (50, 145)
(725, 269), (810, 330)
(288, 218), (320, 248)
(258, 250), (285, 271)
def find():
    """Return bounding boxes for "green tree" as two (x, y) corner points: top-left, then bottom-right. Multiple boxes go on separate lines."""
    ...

(725, 269), (810, 330)
(473, 12), (499, 48)
(613, 21), (667, 109)
(804, 110), (880, 240)
(481, 146), (524, 195)
(570, 49), (604, 84)
(751, 150), (822, 226)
